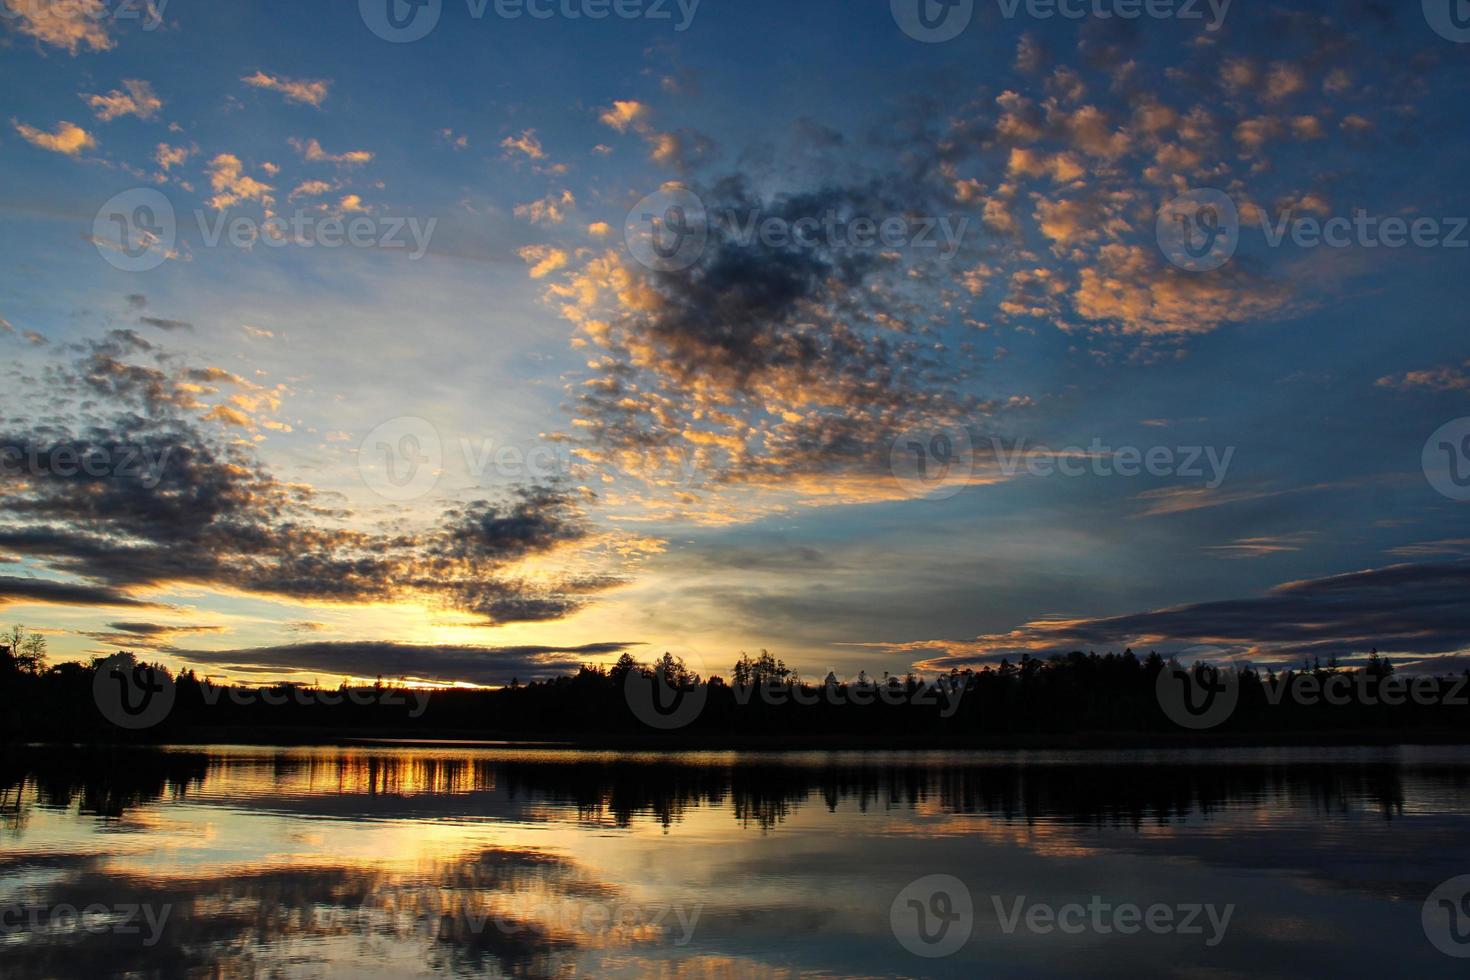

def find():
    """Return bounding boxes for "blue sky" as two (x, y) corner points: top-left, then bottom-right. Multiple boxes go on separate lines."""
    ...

(1, 0), (1468, 685)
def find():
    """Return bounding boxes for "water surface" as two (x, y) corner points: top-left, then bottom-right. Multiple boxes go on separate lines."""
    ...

(3, 744), (1469, 978)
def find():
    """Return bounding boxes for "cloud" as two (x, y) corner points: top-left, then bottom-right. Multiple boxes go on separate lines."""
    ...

(647, 129), (718, 172)
(205, 153), (274, 209)
(289, 137), (373, 166)
(138, 316), (193, 332)
(13, 120), (96, 156)
(241, 71), (331, 107)
(501, 129), (545, 160)
(904, 561), (1470, 670)
(170, 641), (641, 686)
(0, 575), (154, 608)
(543, 174), (993, 512)
(155, 142), (191, 170)
(109, 621), (221, 635)
(1072, 245), (1295, 337)
(83, 620), (224, 648)
(1377, 360), (1470, 393)
(519, 245), (569, 279)
(514, 189), (575, 226)
(5, 0), (114, 54)
(1202, 533), (1314, 559)
(290, 179), (333, 198)
(82, 79), (162, 121)
(599, 100), (651, 133)
(0, 333), (623, 625)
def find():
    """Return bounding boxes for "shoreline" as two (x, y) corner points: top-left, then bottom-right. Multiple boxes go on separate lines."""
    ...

(12, 727), (1470, 752)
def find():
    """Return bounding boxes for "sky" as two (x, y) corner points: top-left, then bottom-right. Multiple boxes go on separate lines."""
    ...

(1, 0), (1468, 687)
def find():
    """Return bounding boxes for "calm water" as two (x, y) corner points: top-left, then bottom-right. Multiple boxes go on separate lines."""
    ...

(3, 744), (1470, 978)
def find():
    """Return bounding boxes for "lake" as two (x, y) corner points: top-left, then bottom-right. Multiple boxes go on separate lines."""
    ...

(3, 744), (1470, 978)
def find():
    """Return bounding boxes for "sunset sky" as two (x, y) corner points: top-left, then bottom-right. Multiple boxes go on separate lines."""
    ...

(1, 0), (1468, 687)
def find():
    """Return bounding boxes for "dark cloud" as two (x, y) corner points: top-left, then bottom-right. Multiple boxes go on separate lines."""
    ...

(651, 127), (719, 173)
(0, 575), (154, 608)
(915, 561), (1470, 670)
(107, 622), (222, 635)
(138, 316), (194, 332)
(0, 336), (619, 625)
(169, 640), (642, 685)
(571, 173), (987, 495)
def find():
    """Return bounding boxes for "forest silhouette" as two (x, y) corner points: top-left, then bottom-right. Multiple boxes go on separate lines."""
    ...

(2, 626), (1468, 744)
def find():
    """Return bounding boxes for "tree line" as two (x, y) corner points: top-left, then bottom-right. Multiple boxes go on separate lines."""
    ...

(2, 625), (1468, 743)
